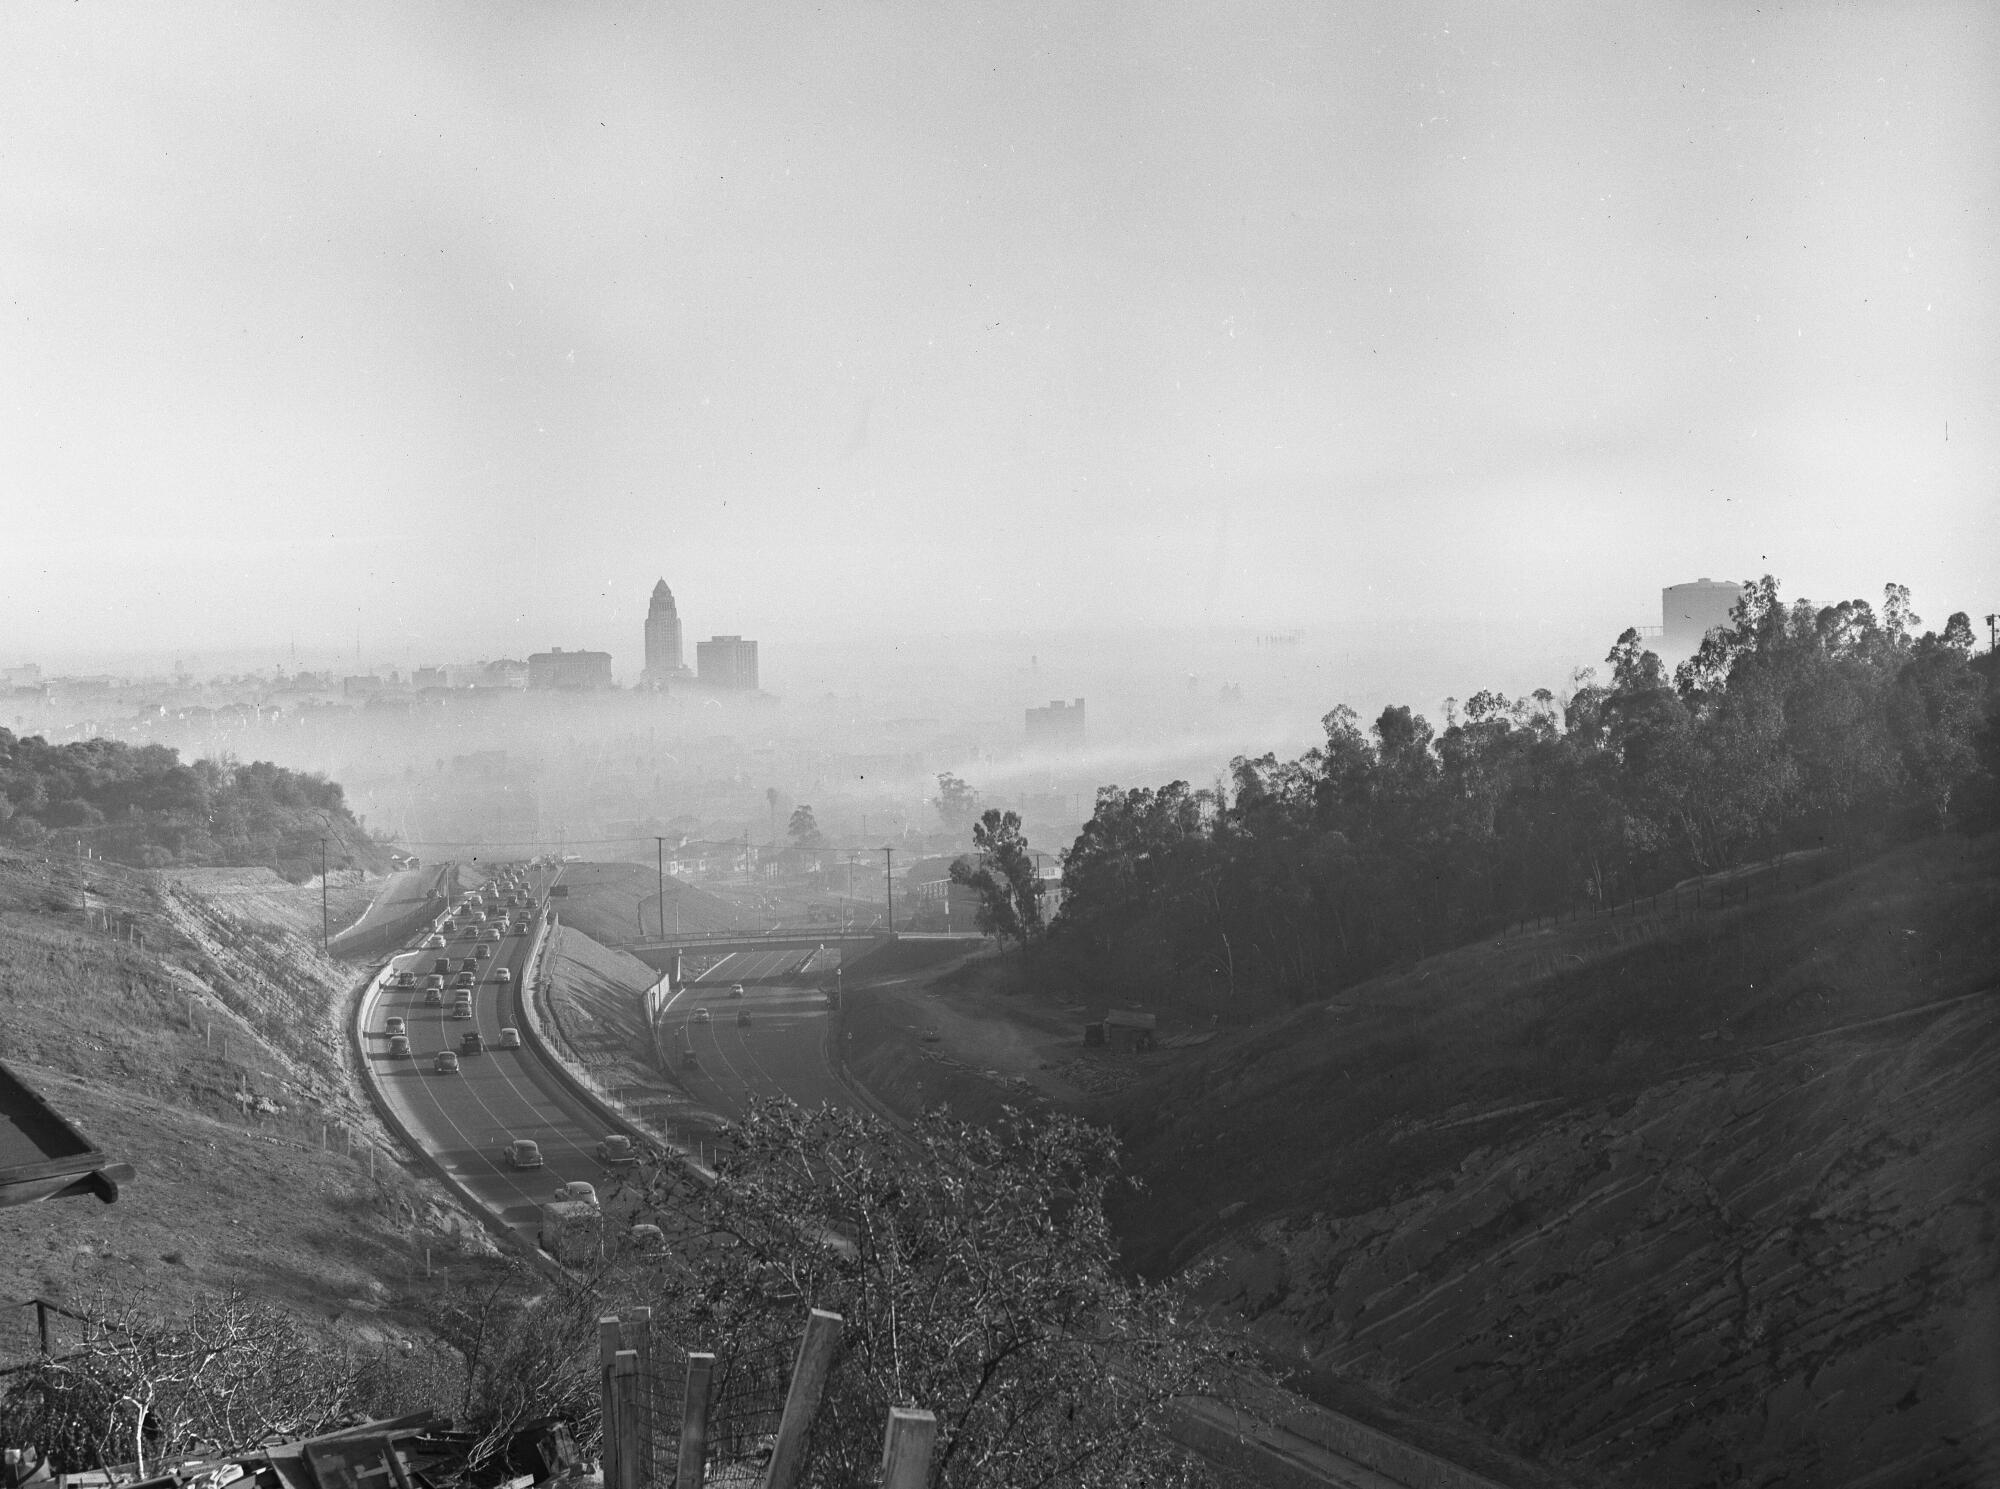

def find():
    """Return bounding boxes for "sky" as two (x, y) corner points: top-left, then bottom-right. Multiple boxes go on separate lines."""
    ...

(3, 1), (1995, 677)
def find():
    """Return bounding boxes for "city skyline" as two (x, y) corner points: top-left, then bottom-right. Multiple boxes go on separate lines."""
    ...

(2, 4), (1991, 668)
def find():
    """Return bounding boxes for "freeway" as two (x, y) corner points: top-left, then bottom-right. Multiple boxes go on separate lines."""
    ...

(359, 864), (631, 1239)
(657, 948), (852, 1122)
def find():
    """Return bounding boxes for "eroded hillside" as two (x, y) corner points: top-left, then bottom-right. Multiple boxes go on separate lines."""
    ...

(0, 848), (459, 1336)
(1107, 837), (2000, 1488)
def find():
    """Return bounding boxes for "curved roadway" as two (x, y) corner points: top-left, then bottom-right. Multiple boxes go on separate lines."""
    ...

(359, 864), (631, 1237)
(659, 949), (851, 1122)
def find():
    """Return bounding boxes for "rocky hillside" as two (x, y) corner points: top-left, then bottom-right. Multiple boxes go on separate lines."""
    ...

(1106, 836), (2000, 1488)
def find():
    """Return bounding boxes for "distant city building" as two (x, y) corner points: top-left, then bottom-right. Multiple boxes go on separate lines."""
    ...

(411, 666), (447, 690)
(1025, 698), (1085, 750)
(1662, 579), (1742, 653)
(696, 635), (759, 690)
(1, 664), (42, 688)
(528, 648), (613, 690)
(642, 578), (691, 688)
(341, 675), (385, 698)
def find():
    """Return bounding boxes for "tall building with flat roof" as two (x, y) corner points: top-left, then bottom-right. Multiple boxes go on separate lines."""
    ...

(696, 635), (758, 690)
(1662, 579), (1741, 654)
(1026, 698), (1086, 750)
(528, 648), (613, 690)
(642, 578), (690, 688)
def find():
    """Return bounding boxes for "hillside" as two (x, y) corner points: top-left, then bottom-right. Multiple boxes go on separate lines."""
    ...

(1105, 836), (2000, 1487)
(0, 847), (465, 1345)
(550, 860), (748, 945)
(0, 732), (387, 879)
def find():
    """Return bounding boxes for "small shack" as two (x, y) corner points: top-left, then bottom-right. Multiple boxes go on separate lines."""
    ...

(1084, 1009), (1158, 1052)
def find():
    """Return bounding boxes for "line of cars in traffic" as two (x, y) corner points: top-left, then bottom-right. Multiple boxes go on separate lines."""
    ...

(377, 866), (540, 1071)
(372, 863), (666, 1263)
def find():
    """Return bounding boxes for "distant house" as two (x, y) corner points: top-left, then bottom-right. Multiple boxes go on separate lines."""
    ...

(1084, 1008), (1157, 1052)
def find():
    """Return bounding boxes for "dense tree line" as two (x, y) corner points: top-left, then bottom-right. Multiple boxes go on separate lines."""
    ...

(1052, 578), (1997, 1015)
(0, 731), (380, 879)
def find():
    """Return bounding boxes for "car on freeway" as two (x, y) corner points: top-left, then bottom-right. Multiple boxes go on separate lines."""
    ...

(473, 944), (491, 961)
(737, 1009), (752, 1026)
(423, 972), (445, 990)
(422, 934), (445, 949)
(456, 956), (477, 972)
(693, 1007), (711, 1024)
(498, 1027), (522, 1049)
(385, 1016), (407, 1037)
(626, 1223), (667, 1256)
(494, 967), (512, 983)
(432, 958), (452, 976)
(505, 1138), (544, 1169)
(453, 971), (475, 988)
(483, 927), (502, 942)
(553, 1181), (598, 1206)
(392, 969), (415, 989)
(598, 1134), (638, 1168)
(388, 1034), (411, 1057)
(460, 1030), (485, 1055)
(729, 983), (745, 998)
(424, 986), (444, 1006)
(452, 999), (473, 1021)
(433, 1050), (460, 1074)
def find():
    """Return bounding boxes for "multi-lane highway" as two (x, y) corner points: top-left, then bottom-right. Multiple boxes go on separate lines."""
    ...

(359, 864), (632, 1238)
(657, 948), (851, 1122)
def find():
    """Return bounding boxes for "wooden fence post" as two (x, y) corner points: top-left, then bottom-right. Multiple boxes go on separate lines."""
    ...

(612, 1350), (644, 1489)
(677, 1352), (714, 1489)
(880, 1407), (937, 1489)
(599, 1316), (625, 1489)
(762, 1309), (844, 1489)
(621, 1308), (655, 1485)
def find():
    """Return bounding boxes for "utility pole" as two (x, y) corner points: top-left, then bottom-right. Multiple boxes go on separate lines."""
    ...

(1986, 613), (1998, 654)
(883, 846), (894, 930)
(656, 836), (666, 941)
(319, 836), (329, 951)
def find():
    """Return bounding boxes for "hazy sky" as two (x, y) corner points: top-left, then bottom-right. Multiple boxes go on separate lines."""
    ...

(4, 2), (1994, 672)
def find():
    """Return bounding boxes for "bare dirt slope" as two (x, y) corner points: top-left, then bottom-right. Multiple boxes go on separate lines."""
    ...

(0, 848), (470, 1349)
(154, 865), (384, 947)
(550, 861), (747, 945)
(1104, 836), (2000, 1489)
(540, 923), (714, 1142)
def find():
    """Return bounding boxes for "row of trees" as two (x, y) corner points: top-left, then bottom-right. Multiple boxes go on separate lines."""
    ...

(0, 732), (381, 879)
(1044, 579), (1996, 1014)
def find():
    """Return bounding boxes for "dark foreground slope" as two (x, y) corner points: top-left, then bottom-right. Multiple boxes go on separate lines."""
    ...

(1107, 836), (2000, 1488)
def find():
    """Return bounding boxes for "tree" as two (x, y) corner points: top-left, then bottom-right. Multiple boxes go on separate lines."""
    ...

(0, 1293), (450, 1475)
(632, 1101), (1229, 1489)
(951, 808), (1045, 948)
(933, 772), (979, 836)
(788, 803), (824, 849)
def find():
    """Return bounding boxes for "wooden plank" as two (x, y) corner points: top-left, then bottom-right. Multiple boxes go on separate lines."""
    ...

(677, 1352), (714, 1489)
(762, 1309), (843, 1489)
(879, 1408), (937, 1489)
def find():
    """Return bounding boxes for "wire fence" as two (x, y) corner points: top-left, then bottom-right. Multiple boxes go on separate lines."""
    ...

(702, 1335), (793, 1472)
